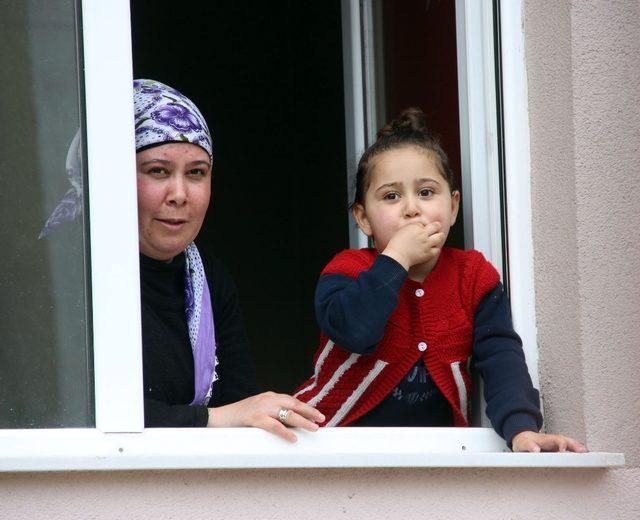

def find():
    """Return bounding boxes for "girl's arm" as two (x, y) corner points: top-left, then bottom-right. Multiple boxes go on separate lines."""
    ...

(472, 282), (542, 443)
(315, 254), (407, 354)
(472, 283), (586, 452)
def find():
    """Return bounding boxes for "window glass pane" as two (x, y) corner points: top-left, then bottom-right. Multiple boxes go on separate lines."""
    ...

(372, 0), (464, 248)
(0, 0), (93, 427)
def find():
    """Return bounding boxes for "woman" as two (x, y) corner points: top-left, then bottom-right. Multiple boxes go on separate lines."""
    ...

(134, 79), (323, 441)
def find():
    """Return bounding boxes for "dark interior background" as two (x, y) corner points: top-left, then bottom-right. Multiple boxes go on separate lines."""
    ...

(131, 1), (349, 393)
(131, 0), (464, 395)
(378, 0), (463, 248)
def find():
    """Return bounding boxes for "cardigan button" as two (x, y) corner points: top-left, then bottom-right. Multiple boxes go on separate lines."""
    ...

(418, 342), (427, 352)
(415, 288), (425, 297)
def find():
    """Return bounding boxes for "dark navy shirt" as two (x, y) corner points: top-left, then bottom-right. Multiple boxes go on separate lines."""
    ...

(352, 359), (453, 427)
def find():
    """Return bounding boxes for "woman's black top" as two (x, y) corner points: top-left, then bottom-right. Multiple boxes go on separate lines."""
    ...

(140, 248), (258, 427)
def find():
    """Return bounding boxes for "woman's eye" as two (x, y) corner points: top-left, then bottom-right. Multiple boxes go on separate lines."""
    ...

(188, 168), (206, 176)
(419, 188), (434, 197)
(148, 167), (167, 176)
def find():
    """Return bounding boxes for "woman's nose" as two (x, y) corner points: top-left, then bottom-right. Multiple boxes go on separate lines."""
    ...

(167, 176), (188, 205)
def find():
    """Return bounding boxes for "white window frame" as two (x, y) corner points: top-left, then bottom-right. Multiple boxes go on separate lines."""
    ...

(459, 0), (541, 394)
(83, 0), (144, 433)
(0, 0), (622, 472)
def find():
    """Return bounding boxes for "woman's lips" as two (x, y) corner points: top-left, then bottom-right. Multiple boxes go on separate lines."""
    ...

(156, 218), (187, 230)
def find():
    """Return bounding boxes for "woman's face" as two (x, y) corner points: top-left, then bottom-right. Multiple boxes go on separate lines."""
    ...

(136, 142), (211, 261)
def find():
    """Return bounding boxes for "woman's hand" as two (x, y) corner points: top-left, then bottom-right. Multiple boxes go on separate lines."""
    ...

(207, 392), (325, 443)
(511, 431), (587, 453)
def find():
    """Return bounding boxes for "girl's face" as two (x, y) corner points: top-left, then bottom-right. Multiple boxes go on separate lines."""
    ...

(136, 142), (211, 262)
(353, 146), (460, 253)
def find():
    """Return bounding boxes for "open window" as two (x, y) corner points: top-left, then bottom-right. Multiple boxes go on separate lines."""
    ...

(129, 0), (536, 413)
(2, 0), (622, 471)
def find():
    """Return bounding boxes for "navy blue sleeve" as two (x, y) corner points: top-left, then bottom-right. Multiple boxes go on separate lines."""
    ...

(472, 283), (543, 445)
(315, 254), (408, 354)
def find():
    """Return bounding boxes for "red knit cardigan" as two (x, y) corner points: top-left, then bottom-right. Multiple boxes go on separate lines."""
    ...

(295, 247), (500, 427)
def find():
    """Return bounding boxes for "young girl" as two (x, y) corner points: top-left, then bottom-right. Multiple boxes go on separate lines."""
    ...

(295, 108), (586, 452)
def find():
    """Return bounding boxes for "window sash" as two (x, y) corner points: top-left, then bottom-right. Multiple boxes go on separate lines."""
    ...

(341, 0), (369, 249)
(456, 0), (507, 426)
(456, 0), (505, 273)
(83, 0), (144, 432)
(499, 0), (541, 392)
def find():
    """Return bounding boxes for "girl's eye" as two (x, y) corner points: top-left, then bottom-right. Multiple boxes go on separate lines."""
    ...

(383, 192), (399, 201)
(419, 188), (434, 197)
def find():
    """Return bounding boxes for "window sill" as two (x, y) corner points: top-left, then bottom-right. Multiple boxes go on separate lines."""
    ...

(0, 427), (624, 472)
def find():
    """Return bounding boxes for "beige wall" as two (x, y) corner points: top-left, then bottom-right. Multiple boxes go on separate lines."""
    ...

(0, 468), (638, 519)
(528, 0), (640, 465)
(2, 1), (640, 518)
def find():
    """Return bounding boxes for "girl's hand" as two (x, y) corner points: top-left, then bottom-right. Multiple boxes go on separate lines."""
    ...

(511, 431), (587, 453)
(382, 221), (445, 270)
(207, 392), (325, 443)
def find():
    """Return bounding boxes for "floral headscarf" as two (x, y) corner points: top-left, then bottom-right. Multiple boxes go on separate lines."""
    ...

(133, 79), (212, 161)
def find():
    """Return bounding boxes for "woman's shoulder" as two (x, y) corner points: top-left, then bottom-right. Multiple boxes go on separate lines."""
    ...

(320, 247), (378, 278)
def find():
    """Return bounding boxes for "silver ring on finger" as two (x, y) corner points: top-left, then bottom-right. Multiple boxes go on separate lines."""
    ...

(278, 408), (291, 424)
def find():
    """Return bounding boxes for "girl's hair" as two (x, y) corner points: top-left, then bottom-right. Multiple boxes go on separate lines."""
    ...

(351, 107), (456, 208)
